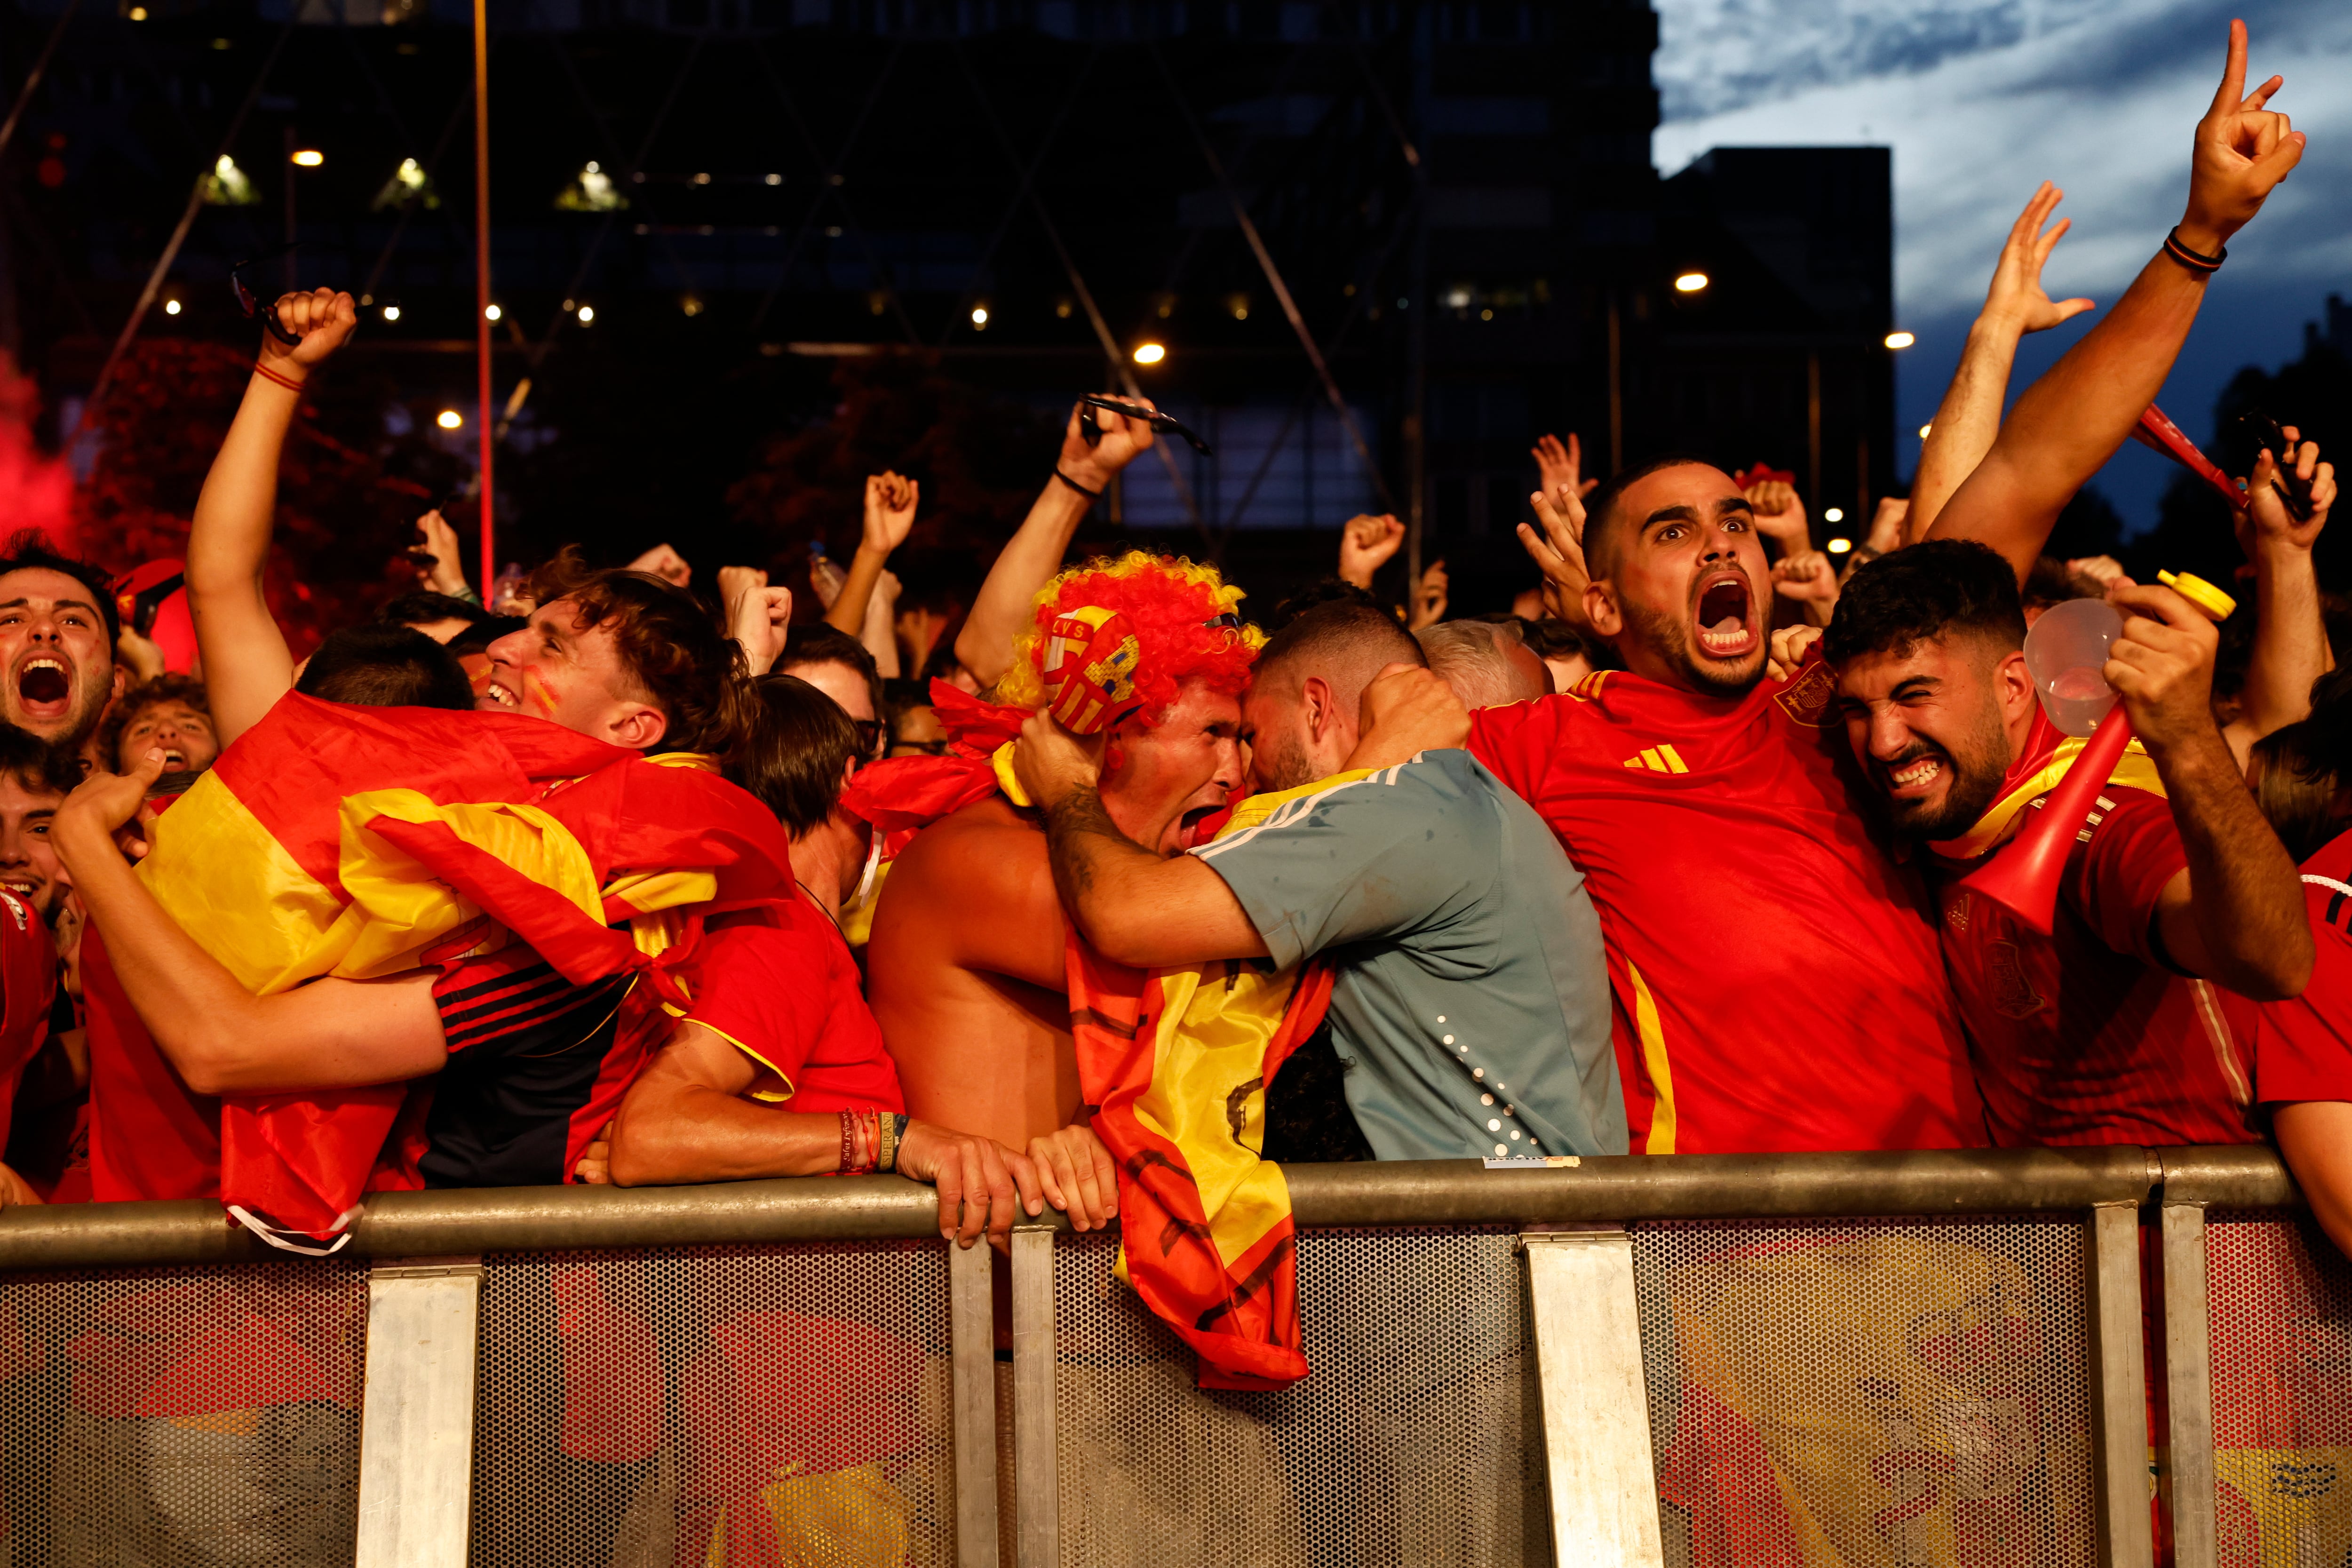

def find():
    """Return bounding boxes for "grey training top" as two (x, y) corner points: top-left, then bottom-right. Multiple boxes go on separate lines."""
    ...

(1191, 748), (1625, 1161)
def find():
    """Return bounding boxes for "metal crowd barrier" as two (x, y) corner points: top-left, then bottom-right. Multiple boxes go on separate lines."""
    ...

(0, 1145), (2340, 1568)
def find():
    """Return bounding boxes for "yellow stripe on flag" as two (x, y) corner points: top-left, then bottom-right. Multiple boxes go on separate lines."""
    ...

(140, 773), (348, 995)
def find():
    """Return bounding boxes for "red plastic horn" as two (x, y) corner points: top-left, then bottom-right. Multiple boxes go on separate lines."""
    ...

(1956, 572), (2237, 934)
(2130, 404), (2247, 511)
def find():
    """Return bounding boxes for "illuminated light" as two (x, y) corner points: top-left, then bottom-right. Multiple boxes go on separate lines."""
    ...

(681, 295), (704, 317)
(562, 298), (574, 311)
(1827, 537), (1853, 554)
(1443, 287), (1472, 310)
(1919, 423), (1933, 439)
(382, 305), (401, 321)
(585, 160), (600, 173)
(1884, 330), (1915, 349)
(691, 171), (711, 185)
(128, 5), (146, 16)
(1823, 507), (1844, 523)
(291, 148), (324, 167)
(1054, 299), (1073, 319)
(764, 172), (782, 185)
(1132, 342), (1166, 366)
(211, 36), (231, 48)
(576, 304), (594, 323)
(484, 303), (502, 321)
(1674, 271), (1708, 293)
(436, 409), (463, 430)
(1479, 308), (1494, 321)
(970, 305), (989, 327)
(163, 298), (181, 315)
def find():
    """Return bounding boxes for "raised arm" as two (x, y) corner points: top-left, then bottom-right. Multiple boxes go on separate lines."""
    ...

(2106, 582), (2314, 1000)
(953, 399), (1157, 689)
(1931, 22), (2304, 582)
(826, 471), (917, 639)
(1907, 183), (2097, 542)
(2226, 432), (2335, 765)
(1009, 711), (1265, 970)
(188, 287), (358, 746)
(51, 753), (445, 1094)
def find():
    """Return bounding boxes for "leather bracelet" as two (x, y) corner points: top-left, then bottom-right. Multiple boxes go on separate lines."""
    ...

(2162, 226), (2225, 273)
(1052, 468), (1102, 501)
(252, 361), (308, 393)
(876, 1113), (907, 1173)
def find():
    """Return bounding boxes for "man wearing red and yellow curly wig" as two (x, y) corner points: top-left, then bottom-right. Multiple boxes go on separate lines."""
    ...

(865, 551), (1260, 1169)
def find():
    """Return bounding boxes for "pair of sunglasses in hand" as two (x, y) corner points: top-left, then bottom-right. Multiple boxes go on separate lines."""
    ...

(1077, 394), (1213, 457)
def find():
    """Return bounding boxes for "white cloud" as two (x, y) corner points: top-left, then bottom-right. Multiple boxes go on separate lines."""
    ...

(1654, 0), (2352, 317)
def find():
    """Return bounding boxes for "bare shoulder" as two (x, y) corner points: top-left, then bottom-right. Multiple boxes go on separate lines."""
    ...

(892, 796), (1049, 895)
(872, 794), (1068, 990)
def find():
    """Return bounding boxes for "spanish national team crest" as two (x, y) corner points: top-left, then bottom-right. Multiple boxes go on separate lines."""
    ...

(1039, 605), (1144, 735)
(1773, 660), (1837, 727)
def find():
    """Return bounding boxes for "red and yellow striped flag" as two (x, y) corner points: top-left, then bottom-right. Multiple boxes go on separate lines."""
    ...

(99, 692), (795, 1245)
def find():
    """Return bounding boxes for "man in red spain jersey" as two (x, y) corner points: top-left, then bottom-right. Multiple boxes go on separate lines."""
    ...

(2247, 699), (2352, 1258)
(1464, 22), (2303, 1154)
(1824, 538), (2314, 1146)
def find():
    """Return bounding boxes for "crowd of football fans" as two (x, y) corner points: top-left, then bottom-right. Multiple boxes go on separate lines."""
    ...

(0, 21), (2341, 1291)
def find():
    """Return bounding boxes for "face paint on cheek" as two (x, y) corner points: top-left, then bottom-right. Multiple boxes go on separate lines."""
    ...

(513, 663), (565, 716)
(462, 652), (494, 695)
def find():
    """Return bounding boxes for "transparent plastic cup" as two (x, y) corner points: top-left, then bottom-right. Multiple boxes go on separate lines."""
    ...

(2024, 597), (2124, 737)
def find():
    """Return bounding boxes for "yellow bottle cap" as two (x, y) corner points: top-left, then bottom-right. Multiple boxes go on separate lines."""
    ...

(2158, 569), (2237, 621)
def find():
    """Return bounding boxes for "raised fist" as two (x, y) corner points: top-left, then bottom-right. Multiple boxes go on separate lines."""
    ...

(1059, 396), (1157, 492)
(257, 287), (358, 375)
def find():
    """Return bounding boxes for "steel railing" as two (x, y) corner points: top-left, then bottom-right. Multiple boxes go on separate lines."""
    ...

(0, 1144), (2321, 1568)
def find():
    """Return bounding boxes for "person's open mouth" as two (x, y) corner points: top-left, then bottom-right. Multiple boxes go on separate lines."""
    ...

(0, 874), (37, 900)
(159, 748), (187, 768)
(1177, 803), (1223, 849)
(14, 655), (71, 719)
(478, 677), (521, 710)
(1693, 574), (1756, 659)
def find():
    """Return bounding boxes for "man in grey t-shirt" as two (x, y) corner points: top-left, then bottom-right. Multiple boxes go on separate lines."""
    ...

(1010, 599), (1623, 1162)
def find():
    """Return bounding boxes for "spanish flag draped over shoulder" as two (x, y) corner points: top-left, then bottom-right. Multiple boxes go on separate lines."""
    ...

(118, 692), (795, 1248)
(1065, 773), (1370, 1392)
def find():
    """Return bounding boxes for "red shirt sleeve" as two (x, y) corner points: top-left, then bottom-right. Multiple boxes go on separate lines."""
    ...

(2255, 832), (2352, 1106)
(680, 906), (905, 1113)
(2061, 785), (2188, 969)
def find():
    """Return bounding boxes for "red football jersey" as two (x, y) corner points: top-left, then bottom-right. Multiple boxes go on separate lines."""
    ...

(1931, 717), (2257, 1147)
(1469, 654), (1980, 1154)
(2252, 828), (2352, 1106)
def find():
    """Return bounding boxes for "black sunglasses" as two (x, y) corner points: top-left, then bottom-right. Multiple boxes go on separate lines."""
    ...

(1078, 394), (1213, 456)
(853, 719), (886, 757)
(230, 243), (364, 345)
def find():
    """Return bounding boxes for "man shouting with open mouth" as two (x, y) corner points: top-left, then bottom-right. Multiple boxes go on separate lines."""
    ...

(0, 531), (126, 764)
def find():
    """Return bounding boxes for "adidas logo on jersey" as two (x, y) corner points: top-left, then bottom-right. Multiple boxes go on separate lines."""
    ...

(1622, 744), (1690, 775)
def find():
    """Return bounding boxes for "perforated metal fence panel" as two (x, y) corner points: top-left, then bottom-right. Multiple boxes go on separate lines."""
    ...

(1627, 1215), (2098, 1568)
(2203, 1211), (2352, 1567)
(1052, 1223), (1544, 1568)
(470, 1239), (959, 1568)
(0, 1258), (366, 1568)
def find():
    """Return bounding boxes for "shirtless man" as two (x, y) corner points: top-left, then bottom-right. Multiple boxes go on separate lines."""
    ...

(864, 553), (1259, 1212)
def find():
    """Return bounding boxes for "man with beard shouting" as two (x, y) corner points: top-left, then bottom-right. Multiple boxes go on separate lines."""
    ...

(1470, 20), (2301, 1154)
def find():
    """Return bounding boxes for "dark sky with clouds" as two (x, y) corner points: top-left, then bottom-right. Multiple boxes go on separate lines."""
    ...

(1651, 0), (2349, 531)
